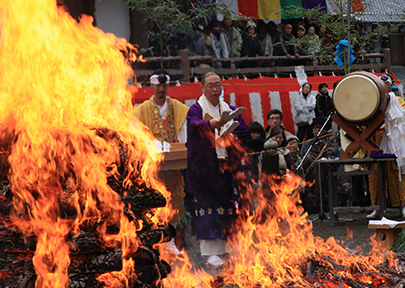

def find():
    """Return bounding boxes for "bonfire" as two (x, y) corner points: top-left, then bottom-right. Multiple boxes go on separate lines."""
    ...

(0, 1), (405, 288)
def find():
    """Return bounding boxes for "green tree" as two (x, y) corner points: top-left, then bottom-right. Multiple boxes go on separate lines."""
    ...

(122, 0), (242, 68)
(282, 0), (405, 73)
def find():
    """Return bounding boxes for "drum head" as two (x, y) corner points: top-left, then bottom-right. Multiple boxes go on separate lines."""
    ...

(333, 74), (381, 123)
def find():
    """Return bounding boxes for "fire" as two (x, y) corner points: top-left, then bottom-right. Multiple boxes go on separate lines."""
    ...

(1, 1), (402, 288)
(0, 0), (170, 287)
(163, 172), (401, 287)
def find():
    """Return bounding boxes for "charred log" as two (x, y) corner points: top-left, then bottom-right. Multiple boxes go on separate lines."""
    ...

(0, 224), (35, 252)
(137, 227), (172, 247)
(68, 274), (104, 288)
(69, 248), (122, 274)
(130, 246), (170, 284)
(0, 271), (35, 288)
(123, 187), (167, 212)
(0, 248), (122, 275)
(0, 251), (34, 274)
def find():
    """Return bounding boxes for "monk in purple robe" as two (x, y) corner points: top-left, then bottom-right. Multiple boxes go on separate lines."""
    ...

(186, 72), (249, 266)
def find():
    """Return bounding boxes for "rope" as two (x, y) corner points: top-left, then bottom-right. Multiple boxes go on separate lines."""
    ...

(303, 132), (339, 178)
(246, 131), (338, 156)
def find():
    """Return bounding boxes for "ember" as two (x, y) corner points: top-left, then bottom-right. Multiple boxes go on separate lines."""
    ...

(1, 1), (405, 288)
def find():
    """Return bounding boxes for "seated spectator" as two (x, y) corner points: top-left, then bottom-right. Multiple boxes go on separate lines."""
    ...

(265, 109), (293, 140)
(147, 19), (165, 57)
(352, 20), (373, 64)
(318, 24), (334, 53)
(284, 135), (304, 178)
(257, 21), (273, 57)
(199, 22), (212, 55)
(269, 127), (288, 176)
(241, 21), (263, 68)
(246, 121), (266, 152)
(295, 26), (307, 55)
(246, 122), (266, 184)
(291, 18), (300, 38)
(209, 20), (229, 68)
(189, 25), (208, 57)
(189, 25), (209, 68)
(267, 21), (281, 47)
(305, 26), (321, 56)
(315, 83), (334, 130)
(294, 26), (309, 66)
(273, 23), (299, 66)
(294, 83), (316, 142)
(222, 16), (242, 59)
(300, 118), (344, 214)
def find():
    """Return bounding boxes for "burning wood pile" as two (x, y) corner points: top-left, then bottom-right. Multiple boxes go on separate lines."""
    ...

(0, 1), (176, 287)
(0, 128), (174, 287)
(209, 253), (405, 287)
(2, 1), (405, 288)
(161, 174), (405, 287)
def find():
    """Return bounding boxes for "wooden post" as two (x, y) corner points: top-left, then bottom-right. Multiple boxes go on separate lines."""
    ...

(381, 48), (391, 74)
(377, 162), (387, 219)
(177, 49), (190, 82)
(327, 164), (336, 226)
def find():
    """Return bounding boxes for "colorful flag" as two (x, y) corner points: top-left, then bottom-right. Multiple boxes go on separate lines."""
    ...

(216, 0), (363, 20)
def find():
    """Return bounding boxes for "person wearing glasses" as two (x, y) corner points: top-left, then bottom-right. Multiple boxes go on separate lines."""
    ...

(265, 109), (293, 140)
(186, 72), (249, 267)
(133, 69), (189, 254)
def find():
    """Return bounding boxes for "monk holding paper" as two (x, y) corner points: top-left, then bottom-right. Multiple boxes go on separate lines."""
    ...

(186, 71), (249, 267)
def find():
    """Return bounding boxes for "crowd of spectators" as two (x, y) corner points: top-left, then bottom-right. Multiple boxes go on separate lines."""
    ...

(243, 75), (405, 219)
(144, 18), (374, 68)
(245, 81), (342, 216)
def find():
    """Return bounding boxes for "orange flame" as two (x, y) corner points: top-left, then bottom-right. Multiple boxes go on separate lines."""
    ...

(163, 172), (399, 287)
(0, 1), (400, 288)
(0, 0), (170, 287)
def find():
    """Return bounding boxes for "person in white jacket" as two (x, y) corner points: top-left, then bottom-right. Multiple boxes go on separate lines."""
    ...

(294, 83), (316, 142)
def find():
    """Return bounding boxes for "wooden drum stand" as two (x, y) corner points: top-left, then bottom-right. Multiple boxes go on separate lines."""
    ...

(332, 111), (385, 160)
(332, 71), (389, 160)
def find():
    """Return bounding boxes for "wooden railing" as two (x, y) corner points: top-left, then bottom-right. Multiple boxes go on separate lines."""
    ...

(133, 48), (391, 82)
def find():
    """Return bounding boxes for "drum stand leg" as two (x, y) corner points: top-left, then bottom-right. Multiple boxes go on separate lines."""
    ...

(332, 112), (385, 160)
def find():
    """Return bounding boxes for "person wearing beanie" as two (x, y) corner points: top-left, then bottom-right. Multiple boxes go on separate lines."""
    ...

(284, 135), (304, 178)
(241, 21), (262, 68)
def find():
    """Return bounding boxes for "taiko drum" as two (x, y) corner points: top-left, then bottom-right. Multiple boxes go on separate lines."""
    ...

(333, 71), (389, 124)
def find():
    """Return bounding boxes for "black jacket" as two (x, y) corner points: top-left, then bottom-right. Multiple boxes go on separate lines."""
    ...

(315, 92), (333, 118)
